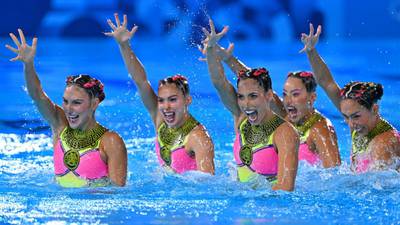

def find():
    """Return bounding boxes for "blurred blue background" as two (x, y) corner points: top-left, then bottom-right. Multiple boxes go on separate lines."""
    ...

(3, 0), (400, 42)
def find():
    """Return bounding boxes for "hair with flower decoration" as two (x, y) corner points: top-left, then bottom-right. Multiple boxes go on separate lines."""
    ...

(287, 71), (317, 93)
(158, 74), (190, 96)
(237, 67), (272, 92)
(340, 81), (383, 109)
(66, 74), (105, 102)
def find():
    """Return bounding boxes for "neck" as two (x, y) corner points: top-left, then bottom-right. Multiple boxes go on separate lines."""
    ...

(259, 110), (276, 125)
(76, 119), (97, 131)
(296, 109), (315, 126)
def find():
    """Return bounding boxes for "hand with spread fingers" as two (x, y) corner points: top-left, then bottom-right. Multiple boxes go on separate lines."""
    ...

(201, 19), (229, 49)
(5, 29), (37, 64)
(105, 13), (138, 45)
(299, 23), (322, 53)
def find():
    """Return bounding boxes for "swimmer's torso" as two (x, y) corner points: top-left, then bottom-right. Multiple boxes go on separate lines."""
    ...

(155, 115), (199, 173)
(233, 116), (284, 183)
(54, 124), (110, 187)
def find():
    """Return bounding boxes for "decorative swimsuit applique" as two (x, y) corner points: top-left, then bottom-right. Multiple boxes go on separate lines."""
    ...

(239, 115), (284, 166)
(352, 118), (393, 161)
(62, 123), (107, 171)
(158, 115), (199, 166)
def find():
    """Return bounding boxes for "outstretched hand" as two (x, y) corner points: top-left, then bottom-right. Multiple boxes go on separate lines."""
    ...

(5, 29), (37, 63)
(299, 23), (322, 53)
(197, 42), (234, 62)
(201, 19), (229, 49)
(104, 13), (138, 44)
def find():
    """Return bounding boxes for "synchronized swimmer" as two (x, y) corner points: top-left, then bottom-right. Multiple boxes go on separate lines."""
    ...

(5, 15), (400, 190)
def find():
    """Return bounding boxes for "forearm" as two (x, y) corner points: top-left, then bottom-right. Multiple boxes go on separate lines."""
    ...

(306, 49), (335, 90)
(23, 61), (45, 101)
(118, 42), (147, 85)
(206, 47), (230, 91)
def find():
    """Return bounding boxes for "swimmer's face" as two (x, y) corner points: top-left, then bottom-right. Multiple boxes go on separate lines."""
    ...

(237, 78), (272, 125)
(283, 77), (316, 124)
(62, 85), (99, 130)
(340, 99), (377, 136)
(158, 83), (191, 128)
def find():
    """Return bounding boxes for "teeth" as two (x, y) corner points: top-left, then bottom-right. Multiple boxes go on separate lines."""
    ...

(244, 110), (256, 115)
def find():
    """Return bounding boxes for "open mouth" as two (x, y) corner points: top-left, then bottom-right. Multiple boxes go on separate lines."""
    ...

(245, 110), (258, 123)
(67, 114), (79, 124)
(286, 105), (298, 120)
(163, 111), (176, 124)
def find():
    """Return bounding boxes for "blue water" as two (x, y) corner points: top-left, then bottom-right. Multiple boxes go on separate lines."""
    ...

(1, 38), (400, 224)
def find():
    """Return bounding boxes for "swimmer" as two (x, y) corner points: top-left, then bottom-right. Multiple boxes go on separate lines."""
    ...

(6, 29), (127, 187)
(283, 71), (341, 167)
(301, 23), (400, 172)
(199, 20), (340, 168)
(105, 13), (215, 175)
(202, 19), (298, 191)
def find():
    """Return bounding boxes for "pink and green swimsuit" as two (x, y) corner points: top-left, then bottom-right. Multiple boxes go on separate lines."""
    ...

(296, 112), (326, 165)
(54, 124), (110, 187)
(233, 116), (284, 183)
(156, 116), (199, 174)
(351, 119), (396, 173)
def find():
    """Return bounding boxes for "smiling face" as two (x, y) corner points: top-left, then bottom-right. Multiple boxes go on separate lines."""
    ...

(283, 77), (316, 124)
(340, 98), (378, 136)
(158, 83), (191, 128)
(237, 78), (272, 125)
(62, 85), (99, 130)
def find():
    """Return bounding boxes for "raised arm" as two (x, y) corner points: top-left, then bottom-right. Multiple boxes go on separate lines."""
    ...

(6, 29), (66, 133)
(202, 20), (241, 117)
(273, 123), (299, 191)
(105, 13), (158, 124)
(200, 31), (286, 118)
(301, 24), (342, 111)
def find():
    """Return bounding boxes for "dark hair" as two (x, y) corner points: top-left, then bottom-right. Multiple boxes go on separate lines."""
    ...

(237, 67), (272, 92)
(158, 74), (190, 96)
(340, 81), (383, 109)
(287, 71), (317, 93)
(66, 74), (105, 102)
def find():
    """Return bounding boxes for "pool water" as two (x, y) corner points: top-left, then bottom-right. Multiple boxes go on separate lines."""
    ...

(0, 38), (399, 224)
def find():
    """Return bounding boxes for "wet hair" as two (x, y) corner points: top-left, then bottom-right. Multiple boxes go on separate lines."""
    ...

(340, 81), (383, 110)
(66, 74), (105, 102)
(287, 71), (317, 93)
(158, 74), (190, 96)
(237, 67), (272, 92)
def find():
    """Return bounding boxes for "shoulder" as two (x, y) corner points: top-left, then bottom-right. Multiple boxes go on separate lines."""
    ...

(311, 116), (336, 137)
(274, 121), (299, 142)
(369, 130), (400, 155)
(188, 123), (212, 143)
(100, 130), (126, 150)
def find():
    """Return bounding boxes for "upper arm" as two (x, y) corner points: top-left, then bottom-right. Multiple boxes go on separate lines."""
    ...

(324, 83), (342, 111)
(273, 122), (299, 191)
(101, 131), (128, 186)
(310, 120), (341, 168)
(187, 126), (215, 175)
(34, 93), (67, 132)
(135, 80), (159, 124)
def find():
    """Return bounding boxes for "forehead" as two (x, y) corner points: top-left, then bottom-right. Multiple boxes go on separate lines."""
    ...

(237, 78), (264, 93)
(340, 98), (365, 113)
(63, 85), (90, 99)
(158, 83), (183, 97)
(284, 77), (305, 90)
